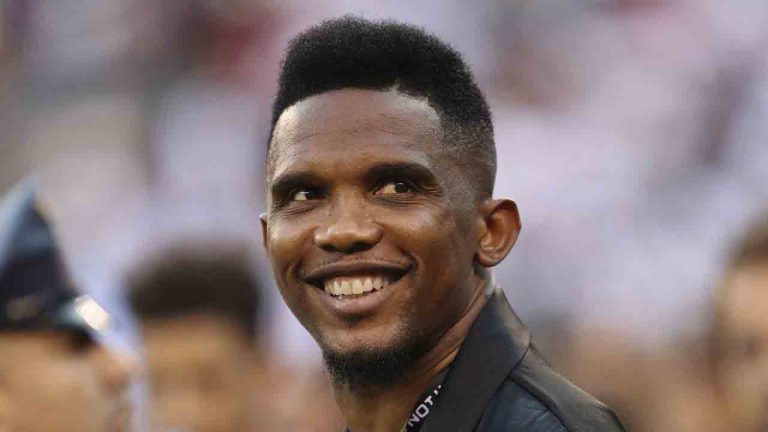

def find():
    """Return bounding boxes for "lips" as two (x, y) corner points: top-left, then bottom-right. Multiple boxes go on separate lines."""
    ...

(303, 261), (409, 299)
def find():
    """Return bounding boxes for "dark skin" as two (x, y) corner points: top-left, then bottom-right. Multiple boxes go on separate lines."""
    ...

(262, 89), (520, 432)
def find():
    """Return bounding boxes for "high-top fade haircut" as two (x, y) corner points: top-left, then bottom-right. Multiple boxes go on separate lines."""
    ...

(269, 15), (496, 197)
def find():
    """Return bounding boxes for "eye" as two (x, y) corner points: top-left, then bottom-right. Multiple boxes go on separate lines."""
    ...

(375, 180), (414, 195)
(291, 188), (324, 201)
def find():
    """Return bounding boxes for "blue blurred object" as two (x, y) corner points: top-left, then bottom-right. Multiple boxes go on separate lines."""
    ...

(0, 180), (113, 338)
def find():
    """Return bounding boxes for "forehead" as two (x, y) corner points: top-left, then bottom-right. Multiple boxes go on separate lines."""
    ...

(0, 331), (73, 365)
(720, 264), (768, 336)
(142, 314), (249, 364)
(269, 89), (445, 180)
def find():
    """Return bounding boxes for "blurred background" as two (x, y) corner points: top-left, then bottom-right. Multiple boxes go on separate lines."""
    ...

(1, 0), (767, 430)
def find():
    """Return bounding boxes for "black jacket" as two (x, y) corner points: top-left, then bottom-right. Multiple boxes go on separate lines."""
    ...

(421, 289), (625, 432)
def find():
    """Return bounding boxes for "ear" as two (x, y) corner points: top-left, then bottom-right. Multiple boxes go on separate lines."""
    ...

(259, 213), (270, 256)
(476, 199), (521, 268)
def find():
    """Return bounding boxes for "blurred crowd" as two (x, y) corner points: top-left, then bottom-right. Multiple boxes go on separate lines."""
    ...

(0, 0), (767, 431)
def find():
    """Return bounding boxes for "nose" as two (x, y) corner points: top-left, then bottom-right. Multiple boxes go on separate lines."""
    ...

(314, 194), (382, 253)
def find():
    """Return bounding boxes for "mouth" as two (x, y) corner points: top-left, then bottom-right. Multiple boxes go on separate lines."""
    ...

(304, 261), (410, 299)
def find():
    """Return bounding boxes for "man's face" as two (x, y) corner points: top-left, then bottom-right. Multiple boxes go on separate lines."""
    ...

(0, 331), (133, 432)
(263, 89), (482, 363)
(718, 263), (768, 432)
(142, 314), (259, 432)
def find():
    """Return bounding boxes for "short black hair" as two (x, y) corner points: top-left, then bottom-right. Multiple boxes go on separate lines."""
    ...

(269, 16), (496, 196)
(127, 246), (261, 341)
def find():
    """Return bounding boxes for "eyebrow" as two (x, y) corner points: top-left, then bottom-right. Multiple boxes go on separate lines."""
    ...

(363, 161), (438, 186)
(270, 171), (324, 200)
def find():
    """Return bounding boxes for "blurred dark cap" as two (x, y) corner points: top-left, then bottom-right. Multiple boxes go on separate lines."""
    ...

(0, 181), (112, 338)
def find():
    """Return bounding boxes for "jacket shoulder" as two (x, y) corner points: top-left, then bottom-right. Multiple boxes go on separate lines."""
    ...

(475, 379), (568, 432)
(477, 347), (625, 432)
(510, 347), (624, 431)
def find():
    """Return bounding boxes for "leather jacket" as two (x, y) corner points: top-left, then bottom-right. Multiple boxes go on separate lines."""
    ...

(421, 289), (625, 432)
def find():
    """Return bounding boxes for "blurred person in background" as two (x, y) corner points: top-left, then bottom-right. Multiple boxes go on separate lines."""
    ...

(127, 244), (320, 431)
(712, 216), (768, 432)
(554, 331), (730, 432)
(261, 17), (623, 432)
(0, 182), (134, 432)
(559, 213), (768, 432)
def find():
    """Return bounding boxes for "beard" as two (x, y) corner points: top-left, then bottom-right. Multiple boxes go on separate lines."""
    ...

(320, 322), (433, 390)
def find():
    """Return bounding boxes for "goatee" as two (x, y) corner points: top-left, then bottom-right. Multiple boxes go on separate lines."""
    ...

(322, 335), (431, 390)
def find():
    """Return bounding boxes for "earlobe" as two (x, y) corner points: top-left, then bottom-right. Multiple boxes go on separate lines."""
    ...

(476, 199), (521, 268)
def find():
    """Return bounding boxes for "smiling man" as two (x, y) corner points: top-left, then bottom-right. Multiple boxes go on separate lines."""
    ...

(261, 17), (624, 432)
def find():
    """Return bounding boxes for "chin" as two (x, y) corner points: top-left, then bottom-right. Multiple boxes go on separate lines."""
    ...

(321, 343), (415, 389)
(317, 318), (408, 355)
(318, 322), (432, 389)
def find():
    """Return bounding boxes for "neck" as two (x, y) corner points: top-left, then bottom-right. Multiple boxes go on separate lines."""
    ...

(335, 277), (491, 432)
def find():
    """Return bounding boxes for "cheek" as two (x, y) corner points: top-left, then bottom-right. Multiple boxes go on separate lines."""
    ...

(389, 205), (456, 245)
(266, 217), (326, 332)
(267, 217), (313, 278)
(11, 360), (102, 428)
(393, 206), (474, 273)
(20, 359), (93, 396)
(384, 207), (477, 304)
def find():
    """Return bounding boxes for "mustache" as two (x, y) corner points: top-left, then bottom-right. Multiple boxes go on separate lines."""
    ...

(299, 256), (413, 280)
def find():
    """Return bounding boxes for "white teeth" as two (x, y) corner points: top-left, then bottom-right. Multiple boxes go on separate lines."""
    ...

(322, 274), (396, 297)
(352, 279), (363, 294)
(324, 280), (341, 296)
(341, 280), (352, 295)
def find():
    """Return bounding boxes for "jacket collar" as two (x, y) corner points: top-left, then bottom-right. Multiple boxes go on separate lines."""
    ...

(421, 288), (531, 432)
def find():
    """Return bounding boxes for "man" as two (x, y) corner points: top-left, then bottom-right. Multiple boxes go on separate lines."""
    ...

(260, 16), (624, 432)
(713, 217), (768, 432)
(0, 182), (134, 432)
(127, 246), (274, 431)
